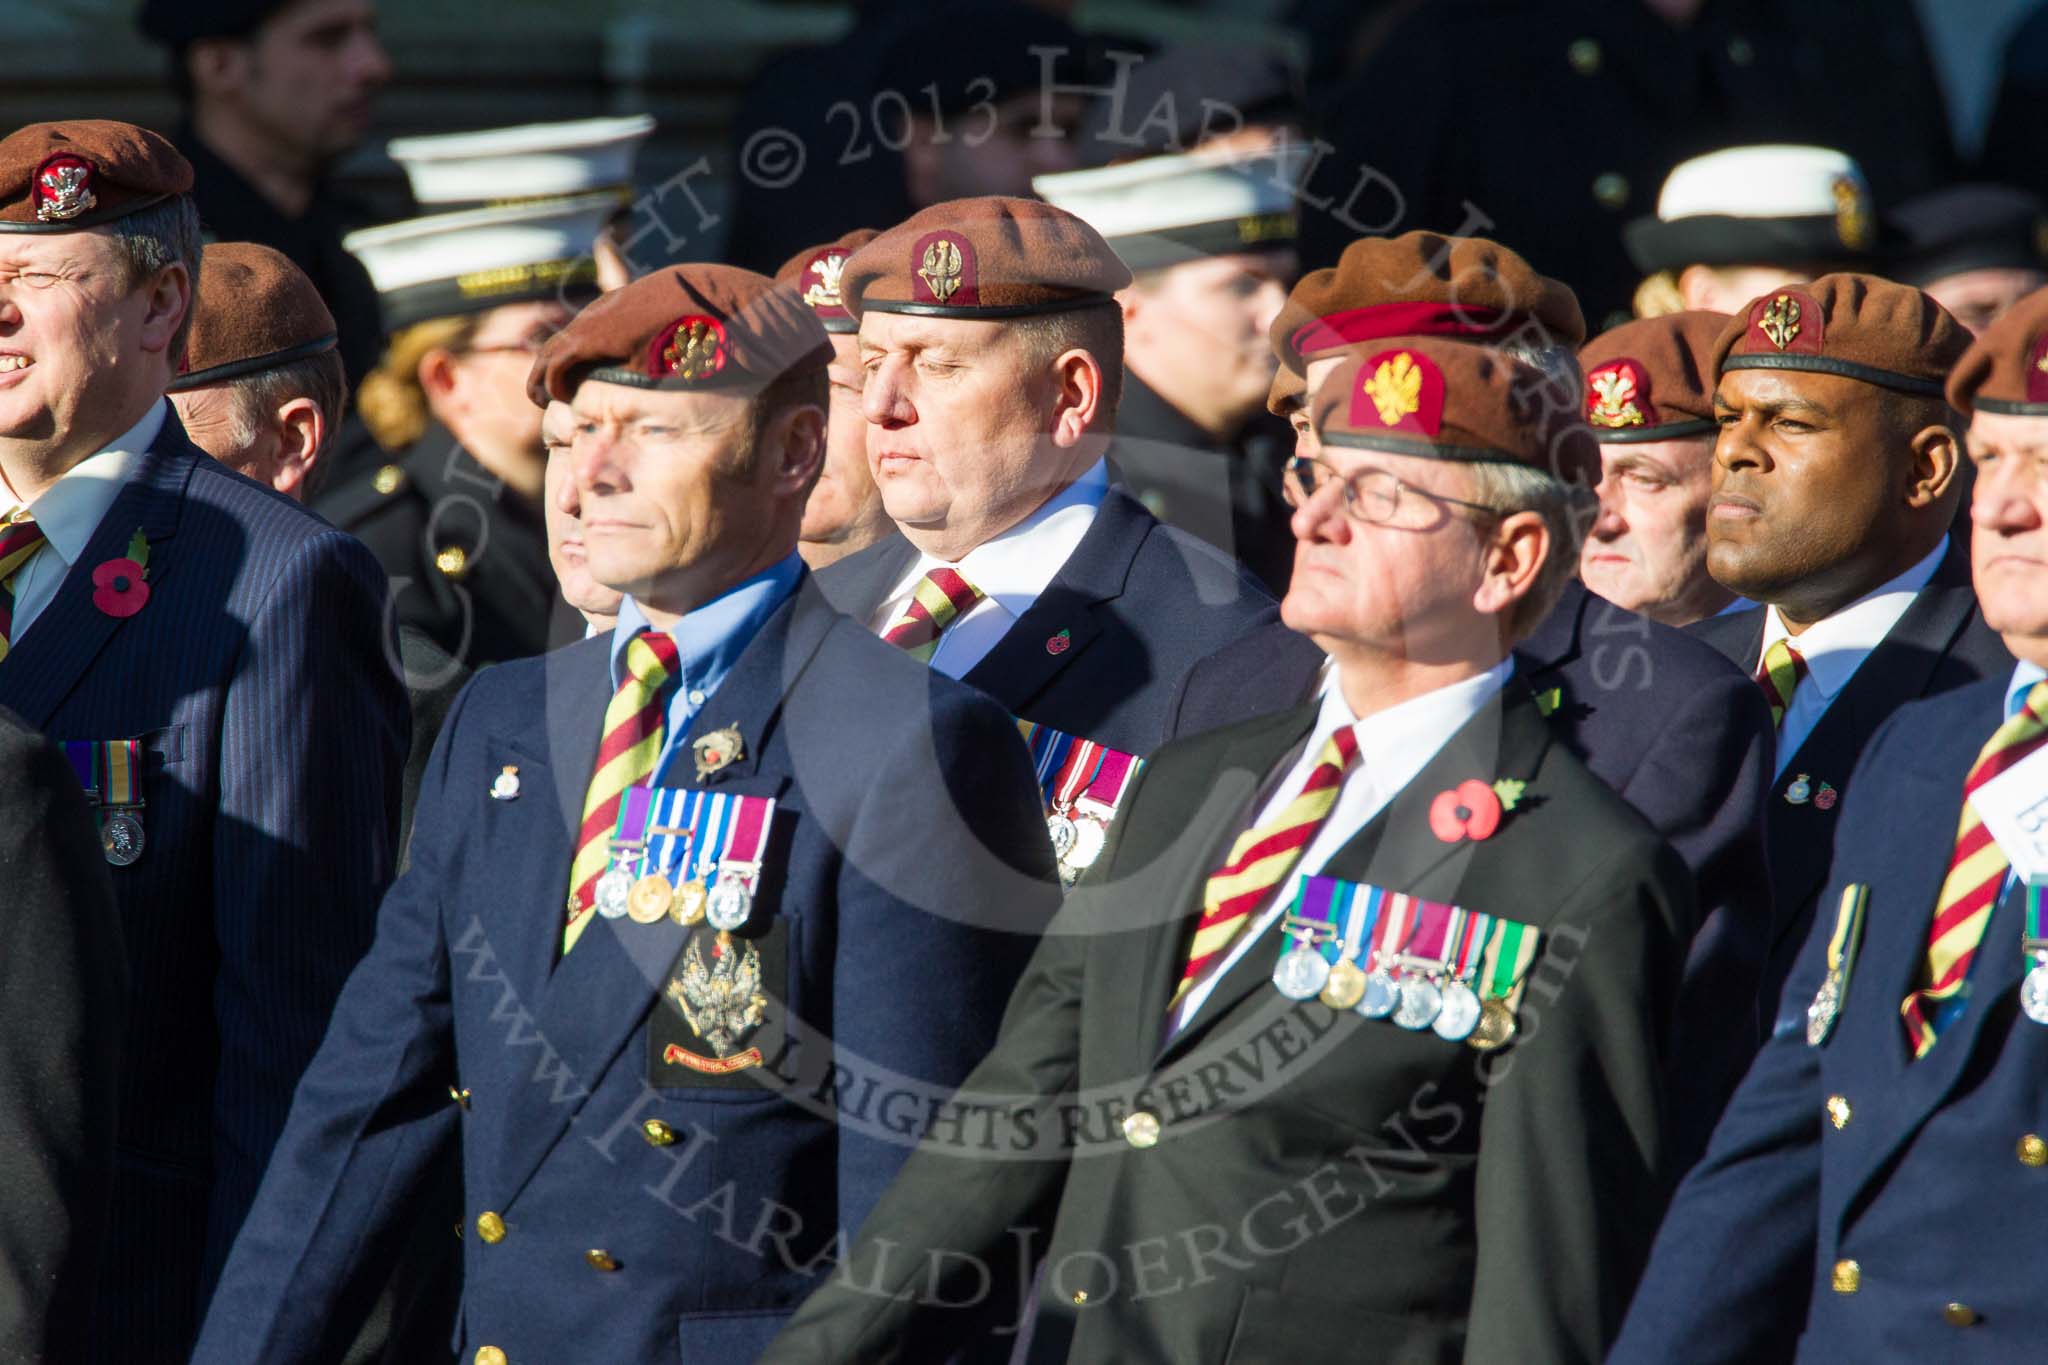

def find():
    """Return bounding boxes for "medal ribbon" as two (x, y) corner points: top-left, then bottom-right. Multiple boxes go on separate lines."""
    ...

(643, 786), (696, 882)
(2029, 884), (2045, 943)
(1447, 909), (1488, 984)
(1050, 737), (1105, 814)
(608, 784), (656, 877)
(721, 794), (773, 873)
(1479, 919), (1541, 1001)
(1369, 892), (1423, 972)
(60, 740), (142, 806)
(1403, 900), (1459, 973)
(1281, 873), (1341, 951)
(1825, 883), (1868, 979)
(1079, 748), (1138, 812)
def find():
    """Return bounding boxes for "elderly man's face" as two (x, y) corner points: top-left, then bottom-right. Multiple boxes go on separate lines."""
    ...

(542, 397), (623, 624)
(1581, 434), (1730, 626)
(798, 332), (886, 557)
(1967, 410), (2048, 662)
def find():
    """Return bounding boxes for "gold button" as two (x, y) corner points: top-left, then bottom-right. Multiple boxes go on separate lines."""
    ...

(475, 1349), (507, 1365)
(1826, 1095), (1851, 1129)
(1070, 1289), (1088, 1306)
(1121, 1110), (1161, 1149)
(2019, 1134), (2047, 1166)
(1592, 173), (1630, 211)
(1567, 38), (1601, 75)
(586, 1248), (620, 1272)
(1944, 1302), (1980, 1327)
(1832, 1259), (1860, 1294)
(477, 1211), (506, 1244)
(373, 463), (404, 495)
(435, 545), (470, 580)
(1727, 35), (1755, 66)
(643, 1118), (677, 1146)
(449, 1085), (471, 1109)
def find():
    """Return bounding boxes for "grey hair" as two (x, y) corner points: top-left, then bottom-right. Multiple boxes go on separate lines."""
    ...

(1464, 457), (1595, 641)
(106, 193), (203, 365)
(215, 349), (350, 497)
(1011, 301), (1126, 422)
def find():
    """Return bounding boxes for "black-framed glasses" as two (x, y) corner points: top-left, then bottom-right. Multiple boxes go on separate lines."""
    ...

(1281, 454), (1499, 526)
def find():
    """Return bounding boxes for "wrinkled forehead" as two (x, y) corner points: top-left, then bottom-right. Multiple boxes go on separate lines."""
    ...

(856, 308), (1013, 357)
(567, 376), (752, 432)
(0, 224), (121, 274)
(1967, 408), (2048, 460)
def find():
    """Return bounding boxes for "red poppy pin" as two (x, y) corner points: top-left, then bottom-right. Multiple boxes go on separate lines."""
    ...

(91, 529), (150, 619)
(1046, 629), (1071, 656)
(1428, 778), (1525, 844)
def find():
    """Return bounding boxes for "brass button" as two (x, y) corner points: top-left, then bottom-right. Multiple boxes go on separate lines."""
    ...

(475, 1349), (507, 1365)
(1944, 1302), (1980, 1327)
(2019, 1134), (2047, 1166)
(1826, 1095), (1851, 1129)
(1121, 1110), (1161, 1149)
(1592, 173), (1630, 211)
(1567, 38), (1601, 75)
(586, 1248), (620, 1272)
(477, 1211), (506, 1244)
(373, 463), (404, 495)
(642, 1118), (677, 1147)
(1832, 1259), (1860, 1294)
(1727, 35), (1755, 66)
(435, 545), (470, 580)
(449, 1085), (471, 1110)
(1070, 1289), (1088, 1306)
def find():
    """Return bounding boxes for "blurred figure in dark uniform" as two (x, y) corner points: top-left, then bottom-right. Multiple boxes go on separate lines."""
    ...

(136, 0), (393, 395)
(1036, 146), (1303, 592)
(1891, 183), (2048, 335)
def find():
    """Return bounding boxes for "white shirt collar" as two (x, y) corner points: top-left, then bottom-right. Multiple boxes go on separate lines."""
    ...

(15, 400), (166, 563)
(1759, 534), (1947, 698)
(886, 459), (1109, 613)
(1311, 657), (1517, 802)
(2008, 659), (2048, 718)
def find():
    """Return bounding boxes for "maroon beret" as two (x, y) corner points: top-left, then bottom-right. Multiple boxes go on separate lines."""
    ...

(0, 120), (191, 232)
(775, 229), (880, 334)
(1576, 311), (1728, 442)
(1712, 273), (1971, 399)
(840, 196), (1131, 321)
(530, 263), (829, 403)
(1312, 338), (1598, 489)
(1947, 284), (2048, 416)
(168, 242), (337, 392)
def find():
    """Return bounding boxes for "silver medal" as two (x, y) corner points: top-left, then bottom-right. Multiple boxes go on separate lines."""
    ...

(1355, 970), (1399, 1019)
(594, 866), (633, 919)
(1047, 813), (1078, 861)
(2022, 959), (2048, 1027)
(1272, 942), (1331, 1001)
(1392, 975), (1443, 1031)
(705, 874), (754, 931)
(1805, 971), (1843, 1046)
(1066, 815), (1108, 871)
(1432, 980), (1482, 1041)
(102, 810), (145, 867)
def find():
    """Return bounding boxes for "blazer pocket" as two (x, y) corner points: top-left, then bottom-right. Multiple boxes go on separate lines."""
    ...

(1226, 1285), (1461, 1365)
(677, 1306), (792, 1360)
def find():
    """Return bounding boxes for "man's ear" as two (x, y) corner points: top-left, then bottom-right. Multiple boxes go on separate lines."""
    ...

(1048, 348), (1105, 449)
(770, 403), (827, 499)
(139, 262), (192, 362)
(1904, 422), (1960, 510)
(270, 396), (324, 500)
(1472, 509), (1551, 619)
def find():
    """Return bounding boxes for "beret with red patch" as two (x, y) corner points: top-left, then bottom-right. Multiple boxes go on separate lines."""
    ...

(0, 120), (192, 232)
(168, 242), (336, 392)
(839, 196), (1131, 321)
(1946, 284), (2048, 416)
(1576, 311), (1728, 443)
(1312, 337), (1599, 489)
(775, 229), (880, 334)
(1712, 273), (1970, 398)
(530, 263), (829, 404)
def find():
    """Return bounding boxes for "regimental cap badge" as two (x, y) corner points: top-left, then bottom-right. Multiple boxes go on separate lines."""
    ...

(2029, 329), (2048, 403)
(1350, 347), (1445, 436)
(1586, 358), (1654, 428)
(651, 314), (729, 383)
(33, 153), (97, 223)
(802, 250), (849, 311)
(911, 230), (977, 308)
(1831, 174), (1872, 252)
(1747, 290), (1823, 356)
(692, 724), (745, 780)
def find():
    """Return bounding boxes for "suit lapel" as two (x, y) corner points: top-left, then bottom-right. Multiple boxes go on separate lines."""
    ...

(0, 423), (195, 728)
(811, 532), (917, 624)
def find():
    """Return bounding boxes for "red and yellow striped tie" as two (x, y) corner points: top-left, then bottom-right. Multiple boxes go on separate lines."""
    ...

(563, 629), (683, 954)
(881, 568), (984, 662)
(1755, 638), (1808, 730)
(1171, 727), (1361, 1008)
(0, 510), (47, 663)
(1900, 681), (2048, 1057)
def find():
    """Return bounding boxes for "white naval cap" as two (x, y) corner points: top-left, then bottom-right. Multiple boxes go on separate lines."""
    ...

(385, 114), (656, 207)
(344, 191), (618, 330)
(1031, 144), (1305, 272)
(1624, 144), (1880, 274)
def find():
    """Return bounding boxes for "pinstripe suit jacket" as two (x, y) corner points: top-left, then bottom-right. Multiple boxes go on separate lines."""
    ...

(0, 407), (410, 1364)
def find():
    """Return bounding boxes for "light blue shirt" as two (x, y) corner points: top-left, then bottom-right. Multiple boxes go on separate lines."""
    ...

(608, 553), (803, 778)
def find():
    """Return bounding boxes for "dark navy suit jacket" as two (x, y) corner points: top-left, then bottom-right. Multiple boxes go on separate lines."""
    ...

(1169, 580), (1776, 1171)
(1690, 535), (2012, 1017)
(1611, 678), (2041, 1364)
(816, 486), (1276, 757)
(0, 409), (407, 1363)
(194, 579), (1062, 1365)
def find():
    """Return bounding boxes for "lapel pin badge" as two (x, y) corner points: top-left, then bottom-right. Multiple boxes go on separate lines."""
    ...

(1784, 773), (1812, 806)
(1045, 628), (1071, 656)
(490, 765), (520, 800)
(1814, 781), (1838, 810)
(693, 725), (745, 781)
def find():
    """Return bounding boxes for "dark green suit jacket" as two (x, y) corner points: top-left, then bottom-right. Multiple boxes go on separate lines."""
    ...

(760, 683), (1692, 1365)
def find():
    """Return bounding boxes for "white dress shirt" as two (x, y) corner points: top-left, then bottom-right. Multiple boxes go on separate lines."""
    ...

(1, 400), (164, 644)
(1167, 658), (1514, 1036)
(869, 460), (1108, 679)
(1760, 534), (1947, 775)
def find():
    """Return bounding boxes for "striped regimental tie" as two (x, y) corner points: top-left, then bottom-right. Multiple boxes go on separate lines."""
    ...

(880, 567), (984, 663)
(1900, 680), (2048, 1057)
(1755, 637), (1808, 731)
(562, 629), (683, 955)
(0, 510), (47, 663)
(1171, 727), (1362, 1010)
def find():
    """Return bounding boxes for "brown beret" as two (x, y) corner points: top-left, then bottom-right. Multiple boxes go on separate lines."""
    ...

(1274, 232), (1587, 381)
(531, 263), (829, 404)
(1946, 284), (2048, 416)
(0, 120), (191, 232)
(1311, 338), (1598, 488)
(1576, 311), (1728, 443)
(775, 229), (880, 334)
(167, 242), (336, 392)
(840, 196), (1131, 321)
(1713, 273), (1970, 399)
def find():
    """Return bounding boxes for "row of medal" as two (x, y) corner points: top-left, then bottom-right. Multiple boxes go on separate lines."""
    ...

(1018, 720), (1140, 889)
(591, 785), (776, 932)
(62, 739), (146, 866)
(1270, 876), (1541, 1051)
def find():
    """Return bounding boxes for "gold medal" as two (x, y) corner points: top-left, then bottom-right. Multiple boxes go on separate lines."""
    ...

(1319, 957), (1367, 1010)
(670, 879), (708, 926)
(628, 874), (673, 924)
(1466, 997), (1517, 1050)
